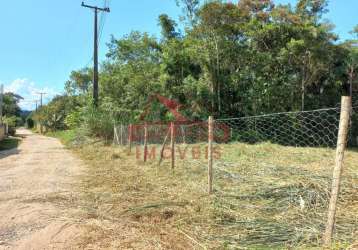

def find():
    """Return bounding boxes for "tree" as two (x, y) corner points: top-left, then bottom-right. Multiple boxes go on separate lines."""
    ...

(345, 25), (358, 97)
(33, 95), (78, 131)
(41, 0), (354, 137)
(101, 32), (162, 122)
(175, 0), (200, 26)
(158, 14), (179, 40)
(3, 92), (22, 117)
(65, 68), (92, 95)
(296, 0), (328, 22)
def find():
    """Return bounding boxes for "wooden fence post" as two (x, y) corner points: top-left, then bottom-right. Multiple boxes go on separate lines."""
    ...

(158, 127), (170, 166)
(181, 125), (187, 144)
(128, 124), (133, 154)
(144, 123), (148, 162)
(323, 96), (352, 246)
(120, 124), (124, 145)
(113, 125), (118, 145)
(170, 122), (175, 169)
(208, 116), (214, 194)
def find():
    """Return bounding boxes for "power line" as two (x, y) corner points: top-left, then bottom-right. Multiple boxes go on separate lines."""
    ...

(98, 1), (106, 40)
(81, 1), (110, 107)
(20, 100), (40, 111)
(98, 0), (110, 43)
(83, 0), (110, 69)
(84, 56), (94, 68)
(37, 92), (46, 107)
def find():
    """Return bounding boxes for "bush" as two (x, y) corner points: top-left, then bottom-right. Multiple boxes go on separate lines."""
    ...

(82, 104), (114, 141)
(32, 95), (80, 131)
(64, 109), (82, 129)
(26, 118), (34, 129)
(4, 116), (17, 136)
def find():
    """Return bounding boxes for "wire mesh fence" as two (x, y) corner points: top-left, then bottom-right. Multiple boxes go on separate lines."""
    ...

(114, 105), (358, 147)
(215, 107), (341, 147)
(212, 105), (357, 246)
(113, 103), (358, 247)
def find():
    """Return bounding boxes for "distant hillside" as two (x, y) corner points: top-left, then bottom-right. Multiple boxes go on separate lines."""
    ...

(20, 110), (31, 119)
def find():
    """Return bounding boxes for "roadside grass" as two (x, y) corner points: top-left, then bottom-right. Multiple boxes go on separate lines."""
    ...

(46, 130), (77, 145)
(61, 138), (358, 249)
(0, 137), (21, 151)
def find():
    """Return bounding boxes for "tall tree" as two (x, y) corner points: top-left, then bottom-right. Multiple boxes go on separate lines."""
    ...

(158, 14), (179, 40)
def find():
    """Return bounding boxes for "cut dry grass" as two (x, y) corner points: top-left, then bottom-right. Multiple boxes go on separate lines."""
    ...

(67, 140), (357, 249)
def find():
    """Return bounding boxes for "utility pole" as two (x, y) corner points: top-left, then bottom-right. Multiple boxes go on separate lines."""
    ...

(81, 1), (110, 107)
(37, 92), (46, 107)
(36, 93), (46, 134)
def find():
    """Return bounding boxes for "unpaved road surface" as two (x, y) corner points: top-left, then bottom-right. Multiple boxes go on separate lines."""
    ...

(0, 129), (84, 249)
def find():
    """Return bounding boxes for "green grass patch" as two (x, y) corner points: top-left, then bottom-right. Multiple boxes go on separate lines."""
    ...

(46, 130), (77, 145)
(0, 137), (21, 151)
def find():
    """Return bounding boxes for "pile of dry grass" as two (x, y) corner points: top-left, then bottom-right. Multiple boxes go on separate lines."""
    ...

(69, 141), (357, 249)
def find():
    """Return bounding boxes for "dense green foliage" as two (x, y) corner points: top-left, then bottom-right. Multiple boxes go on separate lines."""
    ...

(33, 0), (357, 140)
(2, 93), (22, 117)
(32, 95), (80, 131)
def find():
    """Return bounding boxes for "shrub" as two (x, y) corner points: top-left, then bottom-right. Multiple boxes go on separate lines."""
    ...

(64, 109), (82, 129)
(82, 104), (114, 141)
(4, 116), (17, 136)
(26, 118), (35, 129)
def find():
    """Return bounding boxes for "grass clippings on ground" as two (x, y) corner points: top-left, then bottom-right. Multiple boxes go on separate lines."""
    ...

(55, 131), (357, 249)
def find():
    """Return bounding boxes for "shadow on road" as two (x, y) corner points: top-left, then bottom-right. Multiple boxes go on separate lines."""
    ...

(0, 134), (24, 159)
(0, 147), (21, 159)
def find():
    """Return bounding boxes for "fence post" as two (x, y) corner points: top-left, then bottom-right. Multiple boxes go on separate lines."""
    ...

(128, 124), (133, 154)
(120, 125), (124, 145)
(113, 125), (118, 145)
(158, 127), (170, 166)
(208, 116), (214, 194)
(181, 125), (187, 144)
(117, 125), (121, 145)
(323, 96), (352, 246)
(170, 122), (175, 169)
(144, 123), (148, 162)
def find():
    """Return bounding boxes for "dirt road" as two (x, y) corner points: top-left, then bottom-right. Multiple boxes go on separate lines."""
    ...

(0, 128), (84, 249)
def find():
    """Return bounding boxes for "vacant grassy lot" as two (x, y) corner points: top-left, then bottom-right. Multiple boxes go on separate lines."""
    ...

(58, 132), (357, 249)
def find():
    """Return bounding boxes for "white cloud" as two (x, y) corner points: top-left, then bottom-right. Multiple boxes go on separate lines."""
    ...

(2, 78), (59, 111)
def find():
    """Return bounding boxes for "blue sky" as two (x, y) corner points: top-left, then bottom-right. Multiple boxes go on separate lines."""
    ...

(0, 0), (357, 110)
